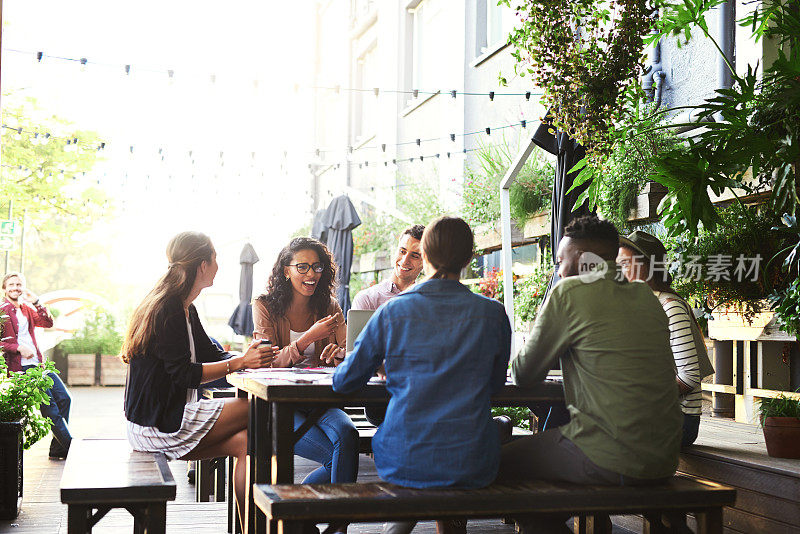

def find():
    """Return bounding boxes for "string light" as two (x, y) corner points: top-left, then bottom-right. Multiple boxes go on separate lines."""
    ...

(3, 47), (543, 99)
(311, 119), (530, 156)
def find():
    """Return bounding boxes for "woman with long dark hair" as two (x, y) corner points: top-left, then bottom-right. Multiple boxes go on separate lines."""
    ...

(122, 232), (273, 523)
(253, 237), (358, 534)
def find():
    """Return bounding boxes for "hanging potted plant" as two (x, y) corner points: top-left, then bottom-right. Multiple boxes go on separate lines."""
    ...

(0, 355), (58, 519)
(757, 393), (800, 459)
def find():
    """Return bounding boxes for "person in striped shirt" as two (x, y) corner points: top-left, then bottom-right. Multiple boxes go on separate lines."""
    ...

(617, 231), (703, 446)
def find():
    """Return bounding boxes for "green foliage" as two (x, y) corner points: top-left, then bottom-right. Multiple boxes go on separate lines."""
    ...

(462, 141), (553, 227)
(767, 214), (800, 336)
(514, 254), (554, 328)
(592, 105), (681, 231)
(501, 0), (654, 172)
(492, 406), (532, 431)
(0, 97), (109, 235)
(756, 393), (800, 426)
(60, 306), (123, 355)
(646, 0), (800, 236)
(666, 204), (794, 321)
(769, 278), (800, 338)
(0, 355), (56, 449)
(291, 224), (311, 238)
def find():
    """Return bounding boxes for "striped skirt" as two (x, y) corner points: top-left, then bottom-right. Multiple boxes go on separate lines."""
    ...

(126, 399), (225, 460)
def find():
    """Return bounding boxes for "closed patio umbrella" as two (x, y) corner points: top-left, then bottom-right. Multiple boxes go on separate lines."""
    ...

(228, 243), (259, 336)
(533, 117), (594, 297)
(320, 195), (361, 316)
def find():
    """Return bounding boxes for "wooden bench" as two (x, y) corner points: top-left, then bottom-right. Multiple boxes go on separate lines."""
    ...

(254, 475), (735, 533)
(60, 439), (176, 533)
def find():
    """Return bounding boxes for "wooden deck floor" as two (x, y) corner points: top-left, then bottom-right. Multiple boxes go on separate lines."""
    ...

(0, 387), (531, 533)
(676, 416), (800, 534)
(8, 387), (749, 533)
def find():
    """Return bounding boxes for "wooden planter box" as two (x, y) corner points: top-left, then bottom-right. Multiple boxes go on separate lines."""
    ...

(100, 354), (127, 386)
(0, 420), (23, 520)
(67, 354), (96, 386)
(708, 306), (777, 341)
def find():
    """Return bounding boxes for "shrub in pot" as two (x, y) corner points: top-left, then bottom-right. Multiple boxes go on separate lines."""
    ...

(757, 393), (800, 459)
(59, 306), (123, 386)
(0, 355), (57, 519)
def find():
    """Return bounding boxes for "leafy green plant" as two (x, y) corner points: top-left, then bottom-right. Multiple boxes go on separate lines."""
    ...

(666, 204), (794, 321)
(492, 406), (532, 431)
(0, 97), (108, 235)
(0, 355), (56, 449)
(60, 306), (123, 355)
(769, 279), (800, 337)
(514, 255), (554, 328)
(595, 105), (680, 231)
(462, 141), (553, 227)
(501, 0), (654, 172)
(353, 178), (447, 256)
(643, 0), (800, 236)
(756, 393), (800, 426)
(767, 214), (800, 336)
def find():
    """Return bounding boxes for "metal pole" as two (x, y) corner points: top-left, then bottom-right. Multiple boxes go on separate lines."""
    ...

(4, 200), (12, 275)
(19, 209), (26, 273)
(500, 137), (538, 357)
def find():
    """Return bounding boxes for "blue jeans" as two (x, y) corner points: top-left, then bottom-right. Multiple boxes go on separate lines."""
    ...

(294, 408), (359, 484)
(23, 365), (72, 454)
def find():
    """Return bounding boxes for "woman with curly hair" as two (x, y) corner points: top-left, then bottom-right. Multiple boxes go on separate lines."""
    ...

(253, 237), (358, 534)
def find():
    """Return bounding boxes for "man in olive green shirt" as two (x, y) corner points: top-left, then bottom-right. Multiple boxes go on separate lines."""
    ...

(500, 216), (681, 498)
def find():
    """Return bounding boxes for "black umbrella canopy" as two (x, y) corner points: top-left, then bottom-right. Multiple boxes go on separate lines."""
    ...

(320, 195), (361, 316)
(228, 243), (260, 336)
(532, 118), (594, 297)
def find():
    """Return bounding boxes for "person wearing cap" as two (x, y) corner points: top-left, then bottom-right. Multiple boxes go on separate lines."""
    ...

(617, 231), (704, 446)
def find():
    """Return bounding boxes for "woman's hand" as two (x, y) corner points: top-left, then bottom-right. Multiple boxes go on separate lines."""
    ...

(239, 339), (276, 369)
(321, 343), (345, 366)
(306, 314), (341, 342)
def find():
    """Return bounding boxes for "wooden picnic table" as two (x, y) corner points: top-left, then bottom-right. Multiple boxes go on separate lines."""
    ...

(227, 368), (565, 534)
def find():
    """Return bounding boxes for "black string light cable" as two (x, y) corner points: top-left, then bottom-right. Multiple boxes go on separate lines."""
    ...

(3, 47), (541, 99)
(2, 124), (106, 151)
(313, 142), (507, 173)
(312, 118), (531, 156)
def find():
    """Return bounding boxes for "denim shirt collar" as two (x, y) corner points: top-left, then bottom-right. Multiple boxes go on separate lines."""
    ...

(407, 278), (471, 294)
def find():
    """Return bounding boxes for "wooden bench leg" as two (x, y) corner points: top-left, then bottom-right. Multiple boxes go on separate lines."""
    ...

(574, 514), (612, 534)
(132, 502), (166, 534)
(278, 520), (308, 534)
(68, 505), (92, 533)
(196, 458), (213, 502)
(695, 508), (723, 534)
(213, 457), (227, 502)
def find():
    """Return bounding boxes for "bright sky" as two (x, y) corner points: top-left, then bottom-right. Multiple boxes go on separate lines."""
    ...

(2, 1), (320, 325)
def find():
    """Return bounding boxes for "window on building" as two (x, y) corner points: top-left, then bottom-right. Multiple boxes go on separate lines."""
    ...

(480, 0), (516, 55)
(354, 43), (378, 141)
(406, 0), (446, 103)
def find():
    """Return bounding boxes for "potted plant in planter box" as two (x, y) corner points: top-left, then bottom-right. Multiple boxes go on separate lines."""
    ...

(757, 393), (800, 459)
(59, 306), (123, 386)
(0, 355), (58, 519)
